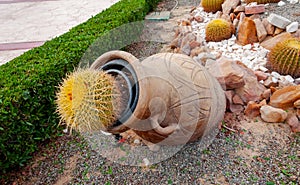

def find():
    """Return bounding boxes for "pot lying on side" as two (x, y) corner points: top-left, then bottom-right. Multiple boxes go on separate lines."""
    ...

(90, 50), (226, 145)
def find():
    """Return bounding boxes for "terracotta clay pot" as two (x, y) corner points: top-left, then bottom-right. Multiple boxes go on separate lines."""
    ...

(90, 50), (226, 145)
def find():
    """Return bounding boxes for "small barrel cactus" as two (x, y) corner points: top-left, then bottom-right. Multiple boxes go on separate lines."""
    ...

(205, 19), (234, 42)
(201, 0), (224, 13)
(267, 38), (300, 78)
(245, 0), (280, 4)
(56, 68), (121, 133)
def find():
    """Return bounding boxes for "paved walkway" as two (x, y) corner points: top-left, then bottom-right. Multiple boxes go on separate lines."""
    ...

(0, 0), (119, 65)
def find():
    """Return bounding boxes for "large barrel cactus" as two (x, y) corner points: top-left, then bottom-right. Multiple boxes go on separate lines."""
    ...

(267, 38), (300, 78)
(201, 0), (224, 13)
(56, 68), (121, 133)
(205, 19), (234, 42)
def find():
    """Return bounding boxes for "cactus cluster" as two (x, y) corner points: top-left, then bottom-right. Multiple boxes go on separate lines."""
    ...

(244, 0), (280, 4)
(201, 0), (224, 13)
(267, 38), (300, 78)
(56, 68), (120, 133)
(205, 19), (234, 42)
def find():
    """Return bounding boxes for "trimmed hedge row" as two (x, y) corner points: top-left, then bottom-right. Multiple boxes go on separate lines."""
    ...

(0, 0), (160, 173)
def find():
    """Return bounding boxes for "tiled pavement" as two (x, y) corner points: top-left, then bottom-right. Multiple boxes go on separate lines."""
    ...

(0, 0), (119, 65)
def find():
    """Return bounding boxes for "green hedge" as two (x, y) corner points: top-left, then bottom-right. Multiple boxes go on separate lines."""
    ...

(0, 0), (160, 174)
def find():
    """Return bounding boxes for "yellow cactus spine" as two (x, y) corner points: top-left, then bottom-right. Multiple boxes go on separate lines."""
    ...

(267, 38), (300, 78)
(201, 0), (224, 13)
(205, 19), (234, 42)
(55, 68), (120, 133)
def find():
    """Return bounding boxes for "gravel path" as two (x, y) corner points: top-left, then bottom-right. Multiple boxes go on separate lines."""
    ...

(2, 1), (300, 185)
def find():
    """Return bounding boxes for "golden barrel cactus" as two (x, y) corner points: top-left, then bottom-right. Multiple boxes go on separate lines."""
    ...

(267, 38), (300, 78)
(245, 0), (280, 4)
(56, 68), (121, 133)
(205, 19), (234, 42)
(201, 0), (224, 13)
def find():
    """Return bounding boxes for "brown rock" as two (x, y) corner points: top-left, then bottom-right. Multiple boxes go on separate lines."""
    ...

(230, 13), (236, 22)
(194, 16), (204, 23)
(261, 89), (272, 100)
(294, 99), (300, 108)
(180, 32), (196, 55)
(260, 105), (288, 123)
(225, 91), (244, 113)
(236, 12), (245, 21)
(287, 115), (300, 133)
(254, 71), (268, 81)
(253, 18), (267, 42)
(229, 104), (244, 113)
(270, 85), (300, 109)
(237, 17), (258, 45)
(206, 57), (245, 90)
(235, 61), (266, 103)
(244, 100), (266, 118)
(264, 76), (279, 88)
(233, 18), (239, 29)
(273, 27), (284, 36)
(297, 109), (300, 118)
(260, 32), (292, 50)
(262, 18), (275, 35)
(189, 40), (201, 49)
(234, 5), (245, 13)
(250, 14), (260, 20)
(233, 94), (244, 105)
(222, 0), (240, 15)
(245, 5), (265, 15)
(221, 14), (232, 23)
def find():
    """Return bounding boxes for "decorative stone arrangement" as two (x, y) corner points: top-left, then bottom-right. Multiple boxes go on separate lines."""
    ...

(161, 0), (300, 133)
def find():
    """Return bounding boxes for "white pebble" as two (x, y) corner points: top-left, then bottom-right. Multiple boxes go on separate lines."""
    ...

(278, 1), (286, 6)
(284, 75), (295, 83)
(271, 71), (281, 79)
(259, 66), (269, 72)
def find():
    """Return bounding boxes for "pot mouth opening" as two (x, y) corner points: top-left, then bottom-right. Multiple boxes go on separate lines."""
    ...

(100, 59), (139, 128)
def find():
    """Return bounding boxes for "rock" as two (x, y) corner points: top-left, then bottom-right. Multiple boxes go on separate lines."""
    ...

(262, 18), (275, 35)
(222, 0), (240, 15)
(189, 40), (201, 49)
(269, 85), (300, 109)
(221, 14), (232, 23)
(260, 105), (288, 123)
(273, 27), (284, 36)
(294, 99), (300, 108)
(253, 18), (267, 42)
(234, 5), (245, 13)
(233, 18), (239, 28)
(286, 22), (299, 33)
(289, 0), (299, 4)
(261, 89), (272, 100)
(278, 1), (286, 6)
(234, 61), (266, 103)
(180, 32), (196, 55)
(206, 57), (245, 90)
(255, 71), (269, 81)
(194, 16), (204, 23)
(297, 109), (300, 118)
(233, 94), (244, 105)
(260, 32), (292, 50)
(287, 115), (300, 133)
(244, 100), (266, 118)
(245, 4), (265, 15)
(230, 13), (236, 21)
(264, 76), (279, 88)
(224, 90), (244, 113)
(267, 13), (292, 29)
(237, 17), (258, 45)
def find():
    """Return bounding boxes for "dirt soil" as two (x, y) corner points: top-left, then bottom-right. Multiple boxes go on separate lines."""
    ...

(1, 0), (300, 185)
